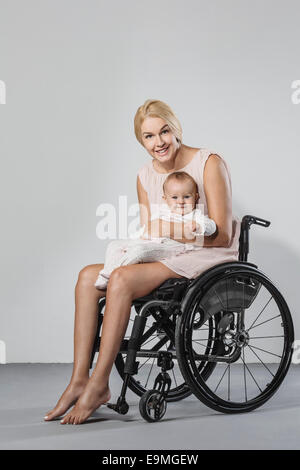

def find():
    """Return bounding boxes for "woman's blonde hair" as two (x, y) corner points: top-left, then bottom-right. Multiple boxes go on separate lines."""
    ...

(134, 99), (183, 147)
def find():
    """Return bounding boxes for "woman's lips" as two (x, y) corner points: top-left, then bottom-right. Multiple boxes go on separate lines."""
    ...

(155, 146), (169, 155)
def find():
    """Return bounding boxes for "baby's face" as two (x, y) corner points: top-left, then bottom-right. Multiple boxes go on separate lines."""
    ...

(163, 179), (198, 216)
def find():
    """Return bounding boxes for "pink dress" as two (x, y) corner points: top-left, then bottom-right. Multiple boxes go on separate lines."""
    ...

(138, 148), (241, 279)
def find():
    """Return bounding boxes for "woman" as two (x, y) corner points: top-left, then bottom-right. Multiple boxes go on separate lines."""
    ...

(44, 99), (240, 425)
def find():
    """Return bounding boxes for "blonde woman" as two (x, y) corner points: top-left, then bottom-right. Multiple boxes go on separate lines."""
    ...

(44, 99), (240, 425)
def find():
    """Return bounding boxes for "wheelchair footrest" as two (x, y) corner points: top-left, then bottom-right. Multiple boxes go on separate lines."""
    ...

(106, 398), (129, 415)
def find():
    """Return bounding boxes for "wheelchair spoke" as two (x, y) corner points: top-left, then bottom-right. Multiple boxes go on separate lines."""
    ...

(226, 277), (229, 311)
(247, 344), (275, 377)
(138, 356), (153, 371)
(142, 336), (161, 347)
(192, 337), (214, 341)
(193, 341), (213, 349)
(228, 363), (231, 401)
(247, 296), (273, 331)
(145, 358), (156, 388)
(242, 348), (248, 401)
(171, 367), (178, 388)
(214, 364), (230, 393)
(213, 286), (226, 311)
(240, 349), (263, 393)
(249, 344), (282, 358)
(249, 335), (284, 339)
(247, 314), (281, 331)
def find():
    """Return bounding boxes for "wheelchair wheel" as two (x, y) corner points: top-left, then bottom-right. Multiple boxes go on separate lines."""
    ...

(139, 390), (167, 422)
(175, 267), (294, 413)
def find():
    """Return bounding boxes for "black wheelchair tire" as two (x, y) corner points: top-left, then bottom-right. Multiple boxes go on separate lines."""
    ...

(175, 266), (294, 414)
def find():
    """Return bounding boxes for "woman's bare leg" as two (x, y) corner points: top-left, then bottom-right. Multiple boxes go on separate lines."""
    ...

(44, 264), (106, 421)
(61, 262), (183, 425)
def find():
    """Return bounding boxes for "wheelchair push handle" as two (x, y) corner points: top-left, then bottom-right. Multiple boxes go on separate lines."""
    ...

(242, 215), (271, 229)
(239, 215), (271, 262)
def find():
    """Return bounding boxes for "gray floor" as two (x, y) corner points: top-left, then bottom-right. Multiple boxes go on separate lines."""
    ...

(0, 363), (299, 450)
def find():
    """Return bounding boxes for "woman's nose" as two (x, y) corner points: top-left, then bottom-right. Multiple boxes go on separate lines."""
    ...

(155, 135), (164, 146)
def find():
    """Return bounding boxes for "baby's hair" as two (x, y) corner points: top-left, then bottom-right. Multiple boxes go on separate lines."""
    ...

(163, 171), (199, 194)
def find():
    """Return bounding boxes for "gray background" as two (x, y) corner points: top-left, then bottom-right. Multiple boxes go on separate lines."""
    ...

(0, 0), (299, 362)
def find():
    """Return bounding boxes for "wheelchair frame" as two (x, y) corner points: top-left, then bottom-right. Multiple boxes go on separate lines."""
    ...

(90, 215), (294, 421)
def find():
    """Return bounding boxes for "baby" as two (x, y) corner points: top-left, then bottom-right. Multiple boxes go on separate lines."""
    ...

(94, 171), (216, 290)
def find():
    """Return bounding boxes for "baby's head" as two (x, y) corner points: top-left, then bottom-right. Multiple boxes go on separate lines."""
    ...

(162, 171), (199, 216)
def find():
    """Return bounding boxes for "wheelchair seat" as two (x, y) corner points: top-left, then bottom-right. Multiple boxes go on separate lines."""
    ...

(156, 277), (190, 289)
(133, 277), (192, 305)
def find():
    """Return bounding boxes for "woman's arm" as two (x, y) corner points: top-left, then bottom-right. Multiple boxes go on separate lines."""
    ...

(202, 154), (233, 247)
(137, 175), (151, 229)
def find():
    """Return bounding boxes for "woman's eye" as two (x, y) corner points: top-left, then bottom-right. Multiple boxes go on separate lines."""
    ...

(145, 129), (168, 139)
(184, 196), (191, 199)
(172, 196), (177, 199)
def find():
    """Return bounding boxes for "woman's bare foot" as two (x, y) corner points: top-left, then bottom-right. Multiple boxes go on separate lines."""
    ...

(60, 380), (111, 425)
(44, 379), (89, 421)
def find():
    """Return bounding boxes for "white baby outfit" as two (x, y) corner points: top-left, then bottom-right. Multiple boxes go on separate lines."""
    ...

(94, 204), (216, 290)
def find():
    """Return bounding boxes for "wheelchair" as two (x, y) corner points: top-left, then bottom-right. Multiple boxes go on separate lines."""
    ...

(90, 215), (294, 422)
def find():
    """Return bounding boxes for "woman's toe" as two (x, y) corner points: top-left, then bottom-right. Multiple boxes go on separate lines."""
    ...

(60, 415), (68, 424)
(44, 409), (59, 421)
(78, 414), (85, 425)
(44, 412), (52, 420)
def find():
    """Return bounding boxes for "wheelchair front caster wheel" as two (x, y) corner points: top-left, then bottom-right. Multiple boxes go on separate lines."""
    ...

(139, 390), (167, 422)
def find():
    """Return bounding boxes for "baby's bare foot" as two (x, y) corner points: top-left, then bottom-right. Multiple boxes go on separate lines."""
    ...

(60, 382), (111, 425)
(44, 379), (88, 421)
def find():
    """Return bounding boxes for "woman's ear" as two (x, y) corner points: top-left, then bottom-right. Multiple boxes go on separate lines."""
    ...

(162, 194), (166, 200)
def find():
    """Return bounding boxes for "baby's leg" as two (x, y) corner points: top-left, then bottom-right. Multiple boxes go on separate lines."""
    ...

(117, 239), (186, 266)
(94, 240), (138, 289)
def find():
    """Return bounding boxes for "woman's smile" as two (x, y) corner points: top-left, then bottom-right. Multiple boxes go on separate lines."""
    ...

(155, 145), (169, 156)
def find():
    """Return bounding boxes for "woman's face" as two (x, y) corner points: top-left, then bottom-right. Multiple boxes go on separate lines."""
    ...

(141, 116), (179, 163)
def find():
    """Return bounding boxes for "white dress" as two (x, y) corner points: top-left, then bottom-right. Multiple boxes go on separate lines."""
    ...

(94, 204), (216, 290)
